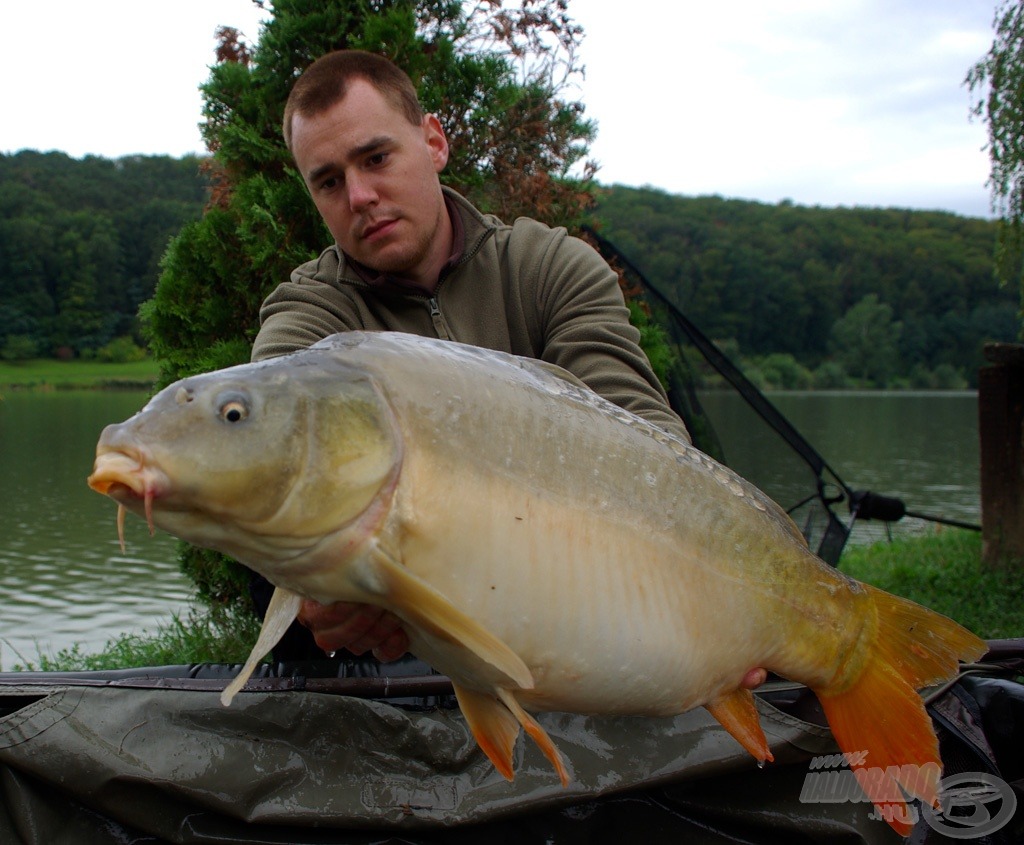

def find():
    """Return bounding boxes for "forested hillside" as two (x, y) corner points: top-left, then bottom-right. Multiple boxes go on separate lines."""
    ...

(594, 185), (1018, 388)
(0, 150), (208, 360)
(1, 152), (1016, 386)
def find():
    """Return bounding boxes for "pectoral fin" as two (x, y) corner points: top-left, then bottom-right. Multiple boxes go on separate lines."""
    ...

(705, 687), (774, 763)
(370, 549), (533, 690)
(221, 586), (302, 706)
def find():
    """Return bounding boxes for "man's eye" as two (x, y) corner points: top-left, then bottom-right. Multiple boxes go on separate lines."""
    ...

(367, 152), (388, 167)
(321, 176), (338, 190)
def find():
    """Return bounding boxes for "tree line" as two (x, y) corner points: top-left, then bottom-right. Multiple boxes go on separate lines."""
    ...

(1, 149), (1014, 387)
(594, 186), (1018, 389)
(0, 150), (209, 361)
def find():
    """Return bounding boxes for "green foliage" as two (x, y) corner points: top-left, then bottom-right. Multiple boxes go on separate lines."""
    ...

(95, 336), (147, 364)
(811, 360), (853, 390)
(626, 301), (674, 390)
(829, 294), (901, 386)
(15, 605), (260, 671)
(967, 0), (1024, 325)
(1, 334), (37, 361)
(0, 358), (158, 389)
(0, 151), (209, 358)
(178, 542), (257, 616)
(595, 186), (1017, 388)
(748, 353), (813, 391)
(840, 530), (1024, 639)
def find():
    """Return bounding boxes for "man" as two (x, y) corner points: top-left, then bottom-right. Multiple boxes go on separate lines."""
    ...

(255, 51), (686, 441)
(253, 50), (765, 692)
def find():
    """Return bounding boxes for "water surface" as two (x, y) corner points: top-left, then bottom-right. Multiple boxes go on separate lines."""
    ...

(0, 391), (188, 666)
(699, 390), (980, 545)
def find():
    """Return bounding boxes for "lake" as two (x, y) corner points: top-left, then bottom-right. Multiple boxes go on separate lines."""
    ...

(0, 389), (981, 664)
(0, 391), (187, 667)
(698, 390), (981, 544)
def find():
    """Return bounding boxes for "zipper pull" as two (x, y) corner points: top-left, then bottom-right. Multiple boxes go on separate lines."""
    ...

(426, 296), (450, 340)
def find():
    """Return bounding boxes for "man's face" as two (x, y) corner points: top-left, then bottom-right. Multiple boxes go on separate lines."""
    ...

(290, 79), (451, 287)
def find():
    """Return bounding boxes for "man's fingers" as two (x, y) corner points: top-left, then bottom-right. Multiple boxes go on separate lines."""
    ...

(371, 626), (410, 662)
(298, 599), (408, 659)
(741, 668), (768, 690)
(349, 611), (407, 657)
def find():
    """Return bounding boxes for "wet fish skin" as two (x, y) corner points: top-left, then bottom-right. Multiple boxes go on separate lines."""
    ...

(88, 331), (986, 837)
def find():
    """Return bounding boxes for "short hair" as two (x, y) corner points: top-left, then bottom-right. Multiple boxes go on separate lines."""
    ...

(283, 50), (424, 150)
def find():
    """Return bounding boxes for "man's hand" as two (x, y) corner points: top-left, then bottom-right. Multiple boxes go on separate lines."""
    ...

(741, 668), (768, 690)
(298, 600), (409, 662)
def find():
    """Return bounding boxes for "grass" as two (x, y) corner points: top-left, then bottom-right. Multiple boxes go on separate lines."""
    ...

(0, 358), (160, 390)
(839, 529), (1024, 639)
(12, 605), (260, 672)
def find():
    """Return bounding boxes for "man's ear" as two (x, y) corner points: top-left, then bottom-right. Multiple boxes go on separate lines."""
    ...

(422, 114), (449, 173)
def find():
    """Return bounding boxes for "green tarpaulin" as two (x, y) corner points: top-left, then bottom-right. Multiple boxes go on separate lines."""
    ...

(6, 661), (1018, 845)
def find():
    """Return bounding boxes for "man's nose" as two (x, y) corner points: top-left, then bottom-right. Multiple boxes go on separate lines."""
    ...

(348, 173), (378, 212)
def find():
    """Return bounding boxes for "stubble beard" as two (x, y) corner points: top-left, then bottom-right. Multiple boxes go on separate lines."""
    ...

(355, 205), (446, 282)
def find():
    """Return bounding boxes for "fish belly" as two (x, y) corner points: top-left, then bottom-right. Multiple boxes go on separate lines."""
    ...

(390, 450), (818, 718)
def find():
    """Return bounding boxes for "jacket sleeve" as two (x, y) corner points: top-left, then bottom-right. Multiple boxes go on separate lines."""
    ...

(520, 222), (692, 444)
(251, 251), (363, 362)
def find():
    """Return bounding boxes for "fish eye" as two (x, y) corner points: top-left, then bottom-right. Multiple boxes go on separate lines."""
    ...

(218, 397), (249, 424)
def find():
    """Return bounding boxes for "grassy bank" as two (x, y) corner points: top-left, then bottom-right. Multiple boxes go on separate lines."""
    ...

(16, 605), (260, 672)
(0, 358), (159, 390)
(20, 529), (1022, 673)
(839, 529), (1024, 639)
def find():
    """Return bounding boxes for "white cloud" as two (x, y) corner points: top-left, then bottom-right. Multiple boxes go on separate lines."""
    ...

(1, 0), (267, 158)
(571, 0), (997, 215)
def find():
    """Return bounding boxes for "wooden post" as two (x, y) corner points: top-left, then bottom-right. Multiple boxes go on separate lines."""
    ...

(979, 342), (1024, 568)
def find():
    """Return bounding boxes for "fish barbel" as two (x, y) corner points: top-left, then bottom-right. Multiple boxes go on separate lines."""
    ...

(88, 331), (985, 836)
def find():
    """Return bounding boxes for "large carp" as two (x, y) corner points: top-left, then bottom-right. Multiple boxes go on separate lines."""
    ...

(89, 332), (984, 836)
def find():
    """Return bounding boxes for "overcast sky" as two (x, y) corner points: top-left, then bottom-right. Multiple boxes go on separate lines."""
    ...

(0, 1), (1000, 218)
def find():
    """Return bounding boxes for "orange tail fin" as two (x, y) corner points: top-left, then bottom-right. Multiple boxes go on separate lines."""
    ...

(815, 584), (986, 837)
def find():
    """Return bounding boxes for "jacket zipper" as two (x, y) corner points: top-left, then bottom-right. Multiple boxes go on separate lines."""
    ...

(427, 296), (451, 340)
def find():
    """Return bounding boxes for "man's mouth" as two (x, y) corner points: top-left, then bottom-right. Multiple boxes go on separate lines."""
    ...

(361, 218), (398, 241)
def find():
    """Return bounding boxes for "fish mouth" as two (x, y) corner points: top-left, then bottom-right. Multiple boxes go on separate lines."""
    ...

(88, 449), (167, 550)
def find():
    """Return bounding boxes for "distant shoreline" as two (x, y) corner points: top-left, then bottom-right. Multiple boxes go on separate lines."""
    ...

(0, 359), (159, 391)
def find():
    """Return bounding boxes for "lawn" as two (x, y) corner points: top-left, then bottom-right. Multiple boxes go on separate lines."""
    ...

(839, 529), (1024, 639)
(0, 358), (160, 390)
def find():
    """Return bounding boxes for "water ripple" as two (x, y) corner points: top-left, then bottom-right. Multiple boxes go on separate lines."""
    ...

(1, 391), (195, 665)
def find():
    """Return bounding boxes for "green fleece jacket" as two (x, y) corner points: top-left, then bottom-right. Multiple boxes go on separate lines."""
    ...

(252, 188), (690, 443)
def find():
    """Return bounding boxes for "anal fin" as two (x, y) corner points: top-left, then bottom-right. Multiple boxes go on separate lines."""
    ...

(705, 687), (774, 763)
